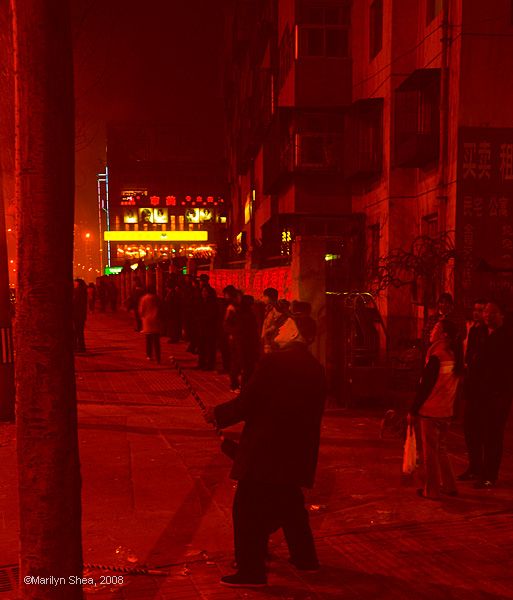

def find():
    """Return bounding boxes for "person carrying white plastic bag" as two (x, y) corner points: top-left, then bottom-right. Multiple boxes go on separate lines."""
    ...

(409, 319), (463, 500)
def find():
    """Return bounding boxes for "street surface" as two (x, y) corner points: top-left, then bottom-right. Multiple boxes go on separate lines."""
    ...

(1, 312), (513, 599)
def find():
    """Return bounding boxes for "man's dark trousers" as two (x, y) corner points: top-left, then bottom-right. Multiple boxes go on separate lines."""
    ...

(481, 394), (513, 482)
(233, 480), (318, 578)
(463, 384), (482, 474)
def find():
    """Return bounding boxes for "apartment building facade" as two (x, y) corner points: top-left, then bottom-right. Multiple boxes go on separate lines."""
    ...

(225, 0), (513, 353)
(224, 0), (363, 290)
(351, 0), (513, 344)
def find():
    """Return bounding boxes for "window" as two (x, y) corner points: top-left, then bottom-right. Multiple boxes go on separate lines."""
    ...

(298, 2), (351, 26)
(426, 0), (443, 24)
(345, 98), (384, 179)
(297, 2), (350, 58)
(294, 133), (343, 169)
(370, 0), (383, 59)
(291, 111), (344, 170)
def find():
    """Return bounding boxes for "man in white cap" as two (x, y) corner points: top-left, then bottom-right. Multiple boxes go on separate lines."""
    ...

(205, 311), (326, 587)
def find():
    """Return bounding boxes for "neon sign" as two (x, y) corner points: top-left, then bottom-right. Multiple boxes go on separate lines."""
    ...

(119, 194), (224, 207)
(120, 190), (148, 206)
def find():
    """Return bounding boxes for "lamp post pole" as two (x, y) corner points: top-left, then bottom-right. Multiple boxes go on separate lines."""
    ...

(0, 183), (15, 422)
(0, 1), (15, 422)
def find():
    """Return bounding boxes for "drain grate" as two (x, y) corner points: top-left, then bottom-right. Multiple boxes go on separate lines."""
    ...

(0, 565), (18, 593)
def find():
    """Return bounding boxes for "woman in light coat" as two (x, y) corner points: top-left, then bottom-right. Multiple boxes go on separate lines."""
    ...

(139, 286), (163, 364)
(410, 319), (463, 499)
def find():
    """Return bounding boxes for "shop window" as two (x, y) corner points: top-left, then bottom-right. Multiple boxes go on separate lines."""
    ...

(297, 2), (350, 58)
(370, 0), (383, 59)
(345, 98), (384, 180)
(426, 0), (443, 24)
(394, 69), (440, 168)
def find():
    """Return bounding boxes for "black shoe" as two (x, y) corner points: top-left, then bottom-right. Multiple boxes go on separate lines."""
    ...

(289, 559), (320, 572)
(474, 480), (496, 489)
(440, 488), (459, 497)
(220, 572), (267, 588)
(457, 470), (478, 481)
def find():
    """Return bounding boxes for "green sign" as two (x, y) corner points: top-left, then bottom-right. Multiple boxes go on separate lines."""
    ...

(104, 266), (123, 275)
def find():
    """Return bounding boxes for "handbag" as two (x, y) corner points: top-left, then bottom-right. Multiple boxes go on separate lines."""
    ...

(402, 422), (417, 474)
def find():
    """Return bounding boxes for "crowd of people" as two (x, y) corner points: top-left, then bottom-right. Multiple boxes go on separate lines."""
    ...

(126, 273), (310, 392)
(123, 272), (324, 587)
(71, 275), (513, 587)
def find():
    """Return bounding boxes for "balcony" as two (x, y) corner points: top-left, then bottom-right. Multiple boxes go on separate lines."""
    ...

(394, 69), (440, 168)
(264, 110), (344, 192)
(285, 133), (344, 172)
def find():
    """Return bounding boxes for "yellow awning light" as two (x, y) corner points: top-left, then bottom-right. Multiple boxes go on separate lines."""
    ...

(103, 231), (208, 242)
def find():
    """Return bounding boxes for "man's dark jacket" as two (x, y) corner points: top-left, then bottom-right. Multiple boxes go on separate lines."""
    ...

(474, 325), (513, 400)
(214, 343), (326, 488)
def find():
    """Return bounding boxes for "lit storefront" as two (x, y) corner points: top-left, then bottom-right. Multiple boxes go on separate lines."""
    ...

(102, 190), (227, 269)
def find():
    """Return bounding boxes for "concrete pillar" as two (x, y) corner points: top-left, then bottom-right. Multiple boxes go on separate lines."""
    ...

(291, 236), (327, 367)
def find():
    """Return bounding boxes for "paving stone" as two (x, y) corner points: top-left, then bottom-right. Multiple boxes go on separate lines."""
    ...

(0, 311), (512, 599)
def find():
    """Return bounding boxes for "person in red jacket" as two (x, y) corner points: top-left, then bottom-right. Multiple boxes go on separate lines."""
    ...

(205, 313), (326, 588)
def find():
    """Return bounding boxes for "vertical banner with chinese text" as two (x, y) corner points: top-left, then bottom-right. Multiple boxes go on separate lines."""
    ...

(457, 128), (513, 310)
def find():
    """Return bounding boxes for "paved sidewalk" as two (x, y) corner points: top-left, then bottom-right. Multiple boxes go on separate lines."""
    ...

(1, 311), (513, 599)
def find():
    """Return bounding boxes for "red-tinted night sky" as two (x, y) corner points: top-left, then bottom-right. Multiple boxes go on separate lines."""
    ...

(72, 0), (227, 229)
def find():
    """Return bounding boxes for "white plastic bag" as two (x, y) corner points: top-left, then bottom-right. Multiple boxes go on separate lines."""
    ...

(402, 423), (417, 474)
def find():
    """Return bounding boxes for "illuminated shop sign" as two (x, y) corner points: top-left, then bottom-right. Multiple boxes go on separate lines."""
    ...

(120, 190), (148, 206)
(104, 231), (208, 242)
(124, 208), (169, 224)
(104, 266), (123, 275)
(154, 208), (169, 224)
(116, 244), (216, 261)
(185, 208), (214, 223)
(139, 208), (154, 223)
(119, 194), (224, 207)
(123, 209), (138, 224)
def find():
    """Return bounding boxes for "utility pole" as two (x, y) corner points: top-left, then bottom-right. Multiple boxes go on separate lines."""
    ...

(11, 0), (83, 597)
(0, 184), (14, 421)
(0, 0), (15, 422)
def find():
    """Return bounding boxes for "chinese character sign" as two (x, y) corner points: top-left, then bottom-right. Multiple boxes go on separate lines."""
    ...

(457, 128), (513, 308)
